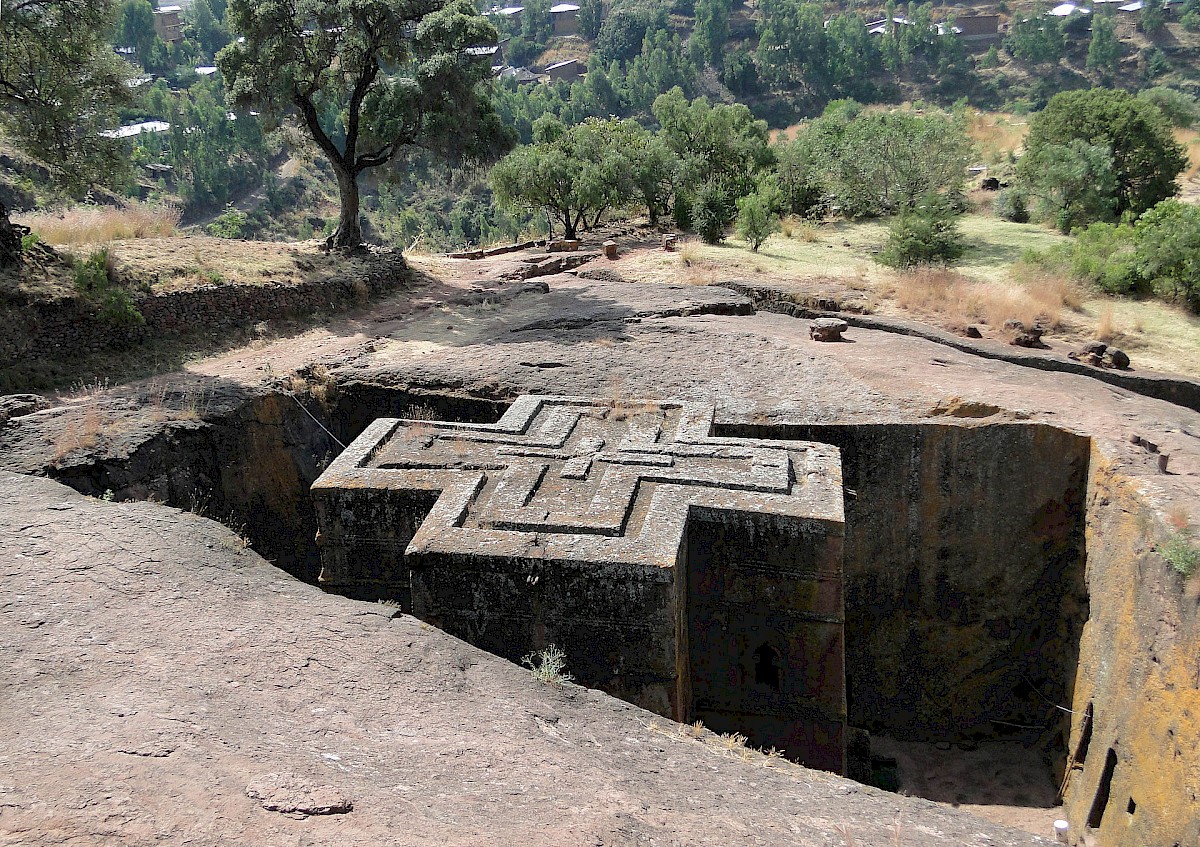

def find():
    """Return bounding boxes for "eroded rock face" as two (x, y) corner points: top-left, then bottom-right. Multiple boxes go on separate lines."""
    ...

(0, 393), (49, 424)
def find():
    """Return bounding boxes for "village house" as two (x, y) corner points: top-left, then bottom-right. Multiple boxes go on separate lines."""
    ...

(550, 3), (581, 35)
(153, 5), (183, 43)
(545, 58), (582, 81)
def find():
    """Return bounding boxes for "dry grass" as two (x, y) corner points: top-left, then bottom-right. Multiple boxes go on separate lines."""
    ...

(50, 407), (106, 462)
(963, 109), (1028, 164)
(1166, 504), (1191, 532)
(891, 267), (1070, 331)
(19, 203), (181, 246)
(779, 217), (821, 242)
(1095, 305), (1119, 342)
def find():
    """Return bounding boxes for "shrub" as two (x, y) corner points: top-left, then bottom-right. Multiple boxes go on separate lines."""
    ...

(993, 189), (1030, 223)
(72, 247), (114, 294)
(1132, 200), (1200, 310)
(878, 194), (965, 268)
(72, 247), (145, 327)
(522, 645), (574, 686)
(207, 206), (249, 239)
(692, 182), (731, 245)
(1161, 533), (1199, 577)
(1137, 87), (1199, 129)
(1065, 222), (1143, 295)
(735, 192), (779, 252)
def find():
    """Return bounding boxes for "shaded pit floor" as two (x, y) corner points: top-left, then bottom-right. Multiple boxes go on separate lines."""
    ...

(872, 736), (1063, 837)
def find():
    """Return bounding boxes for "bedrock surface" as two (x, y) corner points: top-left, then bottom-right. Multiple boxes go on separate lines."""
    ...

(0, 471), (1043, 847)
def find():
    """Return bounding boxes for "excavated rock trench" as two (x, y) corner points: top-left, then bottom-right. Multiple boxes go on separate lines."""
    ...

(42, 382), (1099, 820)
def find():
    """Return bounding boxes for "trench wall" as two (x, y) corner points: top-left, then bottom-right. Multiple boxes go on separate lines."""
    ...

(725, 421), (1091, 747)
(1060, 451), (1200, 847)
(36, 387), (1200, 847)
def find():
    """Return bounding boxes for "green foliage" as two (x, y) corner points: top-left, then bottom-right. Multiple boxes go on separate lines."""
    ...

(1183, 9), (1200, 31)
(735, 192), (779, 251)
(1023, 89), (1187, 218)
(522, 645), (574, 686)
(773, 134), (825, 218)
(490, 116), (641, 239)
(1038, 199), (1200, 308)
(1086, 14), (1120, 76)
(755, 1), (882, 104)
(993, 189), (1030, 223)
(577, 0), (603, 39)
(73, 248), (113, 294)
(1018, 139), (1118, 232)
(596, 8), (665, 62)
(116, 0), (159, 65)
(0, 0), (132, 194)
(1140, 0), (1165, 35)
(877, 193), (965, 268)
(1131, 200), (1200, 310)
(796, 106), (972, 218)
(1143, 47), (1171, 79)
(20, 232), (41, 252)
(692, 181), (731, 244)
(980, 45), (1000, 69)
(1137, 87), (1199, 129)
(207, 206), (249, 238)
(219, 0), (514, 247)
(1161, 533), (1200, 577)
(187, 0), (231, 59)
(652, 88), (773, 217)
(1005, 8), (1064, 65)
(1061, 221), (1143, 294)
(692, 0), (731, 65)
(73, 248), (145, 327)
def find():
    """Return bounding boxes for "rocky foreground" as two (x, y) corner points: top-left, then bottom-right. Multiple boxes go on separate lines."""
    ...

(0, 471), (1045, 846)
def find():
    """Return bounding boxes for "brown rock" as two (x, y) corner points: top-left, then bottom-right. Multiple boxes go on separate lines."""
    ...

(809, 317), (849, 342)
(245, 773), (353, 816)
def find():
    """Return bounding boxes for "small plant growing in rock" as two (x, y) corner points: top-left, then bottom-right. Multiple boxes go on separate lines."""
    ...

(522, 644), (574, 686)
(1161, 532), (1199, 577)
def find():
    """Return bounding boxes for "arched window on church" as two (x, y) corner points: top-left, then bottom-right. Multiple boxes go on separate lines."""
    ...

(753, 643), (782, 692)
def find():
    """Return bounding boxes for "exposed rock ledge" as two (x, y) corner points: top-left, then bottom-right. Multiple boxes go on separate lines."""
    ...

(0, 472), (1044, 846)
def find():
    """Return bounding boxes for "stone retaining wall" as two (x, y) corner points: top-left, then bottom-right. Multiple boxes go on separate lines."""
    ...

(0, 252), (411, 367)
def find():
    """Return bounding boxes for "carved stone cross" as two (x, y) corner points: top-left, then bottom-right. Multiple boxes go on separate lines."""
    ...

(313, 395), (847, 773)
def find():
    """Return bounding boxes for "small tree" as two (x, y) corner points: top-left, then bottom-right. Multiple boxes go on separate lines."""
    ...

(692, 181), (731, 244)
(219, 0), (513, 249)
(1132, 200), (1200, 310)
(1018, 139), (1119, 232)
(490, 116), (636, 240)
(878, 193), (965, 268)
(0, 0), (131, 267)
(735, 192), (779, 251)
(1087, 14), (1120, 79)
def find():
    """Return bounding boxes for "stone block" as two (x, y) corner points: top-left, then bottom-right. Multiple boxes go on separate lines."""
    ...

(312, 395), (847, 772)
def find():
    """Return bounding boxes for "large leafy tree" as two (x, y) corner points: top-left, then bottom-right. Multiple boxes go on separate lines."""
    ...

(219, 0), (514, 248)
(801, 106), (972, 218)
(0, 0), (131, 266)
(490, 116), (639, 240)
(1024, 88), (1186, 217)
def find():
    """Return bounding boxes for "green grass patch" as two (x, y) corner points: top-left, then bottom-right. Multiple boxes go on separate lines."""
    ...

(1161, 533), (1200, 578)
